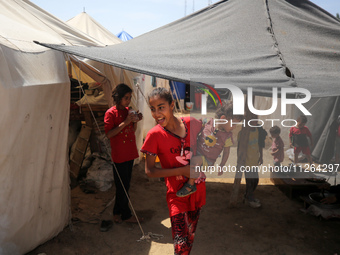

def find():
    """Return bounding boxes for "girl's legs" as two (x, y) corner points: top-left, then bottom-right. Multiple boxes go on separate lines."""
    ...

(245, 168), (259, 202)
(294, 152), (299, 165)
(306, 154), (313, 165)
(294, 146), (302, 165)
(113, 160), (134, 221)
(171, 208), (201, 255)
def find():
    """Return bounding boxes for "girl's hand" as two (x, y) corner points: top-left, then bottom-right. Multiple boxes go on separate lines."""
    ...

(182, 165), (199, 178)
(125, 112), (135, 124)
(182, 165), (200, 179)
(182, 165), (191, 178)
(136, 111), (143, 122)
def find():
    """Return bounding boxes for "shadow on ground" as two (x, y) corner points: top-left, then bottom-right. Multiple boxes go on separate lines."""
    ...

(27, 161), (340, 255)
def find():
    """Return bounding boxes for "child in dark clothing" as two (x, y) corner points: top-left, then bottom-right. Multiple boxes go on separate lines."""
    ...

(239, 118), (267, 208)
(289, 115), (313, 165)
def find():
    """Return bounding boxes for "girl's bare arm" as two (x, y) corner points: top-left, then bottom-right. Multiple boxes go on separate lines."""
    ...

(106, 113), (134, 138)
(145, 154), (190, 178)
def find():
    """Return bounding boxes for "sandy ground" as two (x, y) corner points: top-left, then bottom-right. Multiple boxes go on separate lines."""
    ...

(26, 142), (340, 255)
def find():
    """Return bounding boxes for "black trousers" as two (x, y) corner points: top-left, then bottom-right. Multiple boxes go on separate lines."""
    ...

(113, 160), (134, 220)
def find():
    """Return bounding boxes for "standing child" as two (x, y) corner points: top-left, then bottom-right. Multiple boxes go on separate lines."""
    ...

(104, 83), (143, 224)
(240, 117), (267, 208)
(141, 87), (205, 255)
(289, 115), (313, 165)
(176, 101), (243, 197)
(269, 126), (284, 167)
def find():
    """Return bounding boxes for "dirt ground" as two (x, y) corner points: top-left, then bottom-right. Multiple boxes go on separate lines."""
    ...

(27, 143), (340, 255)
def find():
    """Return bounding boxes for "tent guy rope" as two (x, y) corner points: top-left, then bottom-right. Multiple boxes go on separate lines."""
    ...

(67, 55), (163, 242)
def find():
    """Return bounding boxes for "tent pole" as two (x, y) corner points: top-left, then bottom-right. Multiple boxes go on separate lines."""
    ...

(229, 95), (252, 207)
(171, 81), (184, 113)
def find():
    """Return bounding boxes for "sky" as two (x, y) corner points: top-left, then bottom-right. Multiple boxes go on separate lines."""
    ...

(29, 0), (340, 38)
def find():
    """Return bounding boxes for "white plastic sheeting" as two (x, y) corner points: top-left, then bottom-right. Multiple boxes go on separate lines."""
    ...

(0, 46), (71, 255)
(0, 0), (106, 254)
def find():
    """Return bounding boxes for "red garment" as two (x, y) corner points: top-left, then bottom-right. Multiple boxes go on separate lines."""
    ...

(141, 117), (206, 217)
(271, 136), (284, 163)
(197, 118), (233, 164)
(289, 126), (312, 138)
(104, 106), (138, 163)
(337, 124), (340, 137)
(289, 126), (312, 146)
(294, 146), (311, 156)
(171, 209), (201, 254)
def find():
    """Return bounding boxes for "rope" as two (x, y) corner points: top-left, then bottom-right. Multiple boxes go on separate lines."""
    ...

(67, 55), (163, 242)
(138, 232), (164, 242)
(307, 98), (321, 111)
(134, 81), (149, 107)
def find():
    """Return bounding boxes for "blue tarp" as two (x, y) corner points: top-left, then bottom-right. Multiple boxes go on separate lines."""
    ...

(116, 30), (133, 41)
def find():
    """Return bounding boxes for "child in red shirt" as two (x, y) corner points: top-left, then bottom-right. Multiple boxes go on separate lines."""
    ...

(289, 115), (313, 165)
(104, 83), (143, 224)
(141, 87), (205, 255)
(176, 101), (243, 197)
(270, 125), (284, 167)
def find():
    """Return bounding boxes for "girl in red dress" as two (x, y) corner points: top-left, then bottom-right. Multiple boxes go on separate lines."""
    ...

(104, 83), (143, 224)
(141, 87), (205, 255)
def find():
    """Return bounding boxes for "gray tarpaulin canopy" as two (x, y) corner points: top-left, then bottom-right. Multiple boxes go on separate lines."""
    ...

(36, 0), (340, 163)
(36, 0), (340, 97)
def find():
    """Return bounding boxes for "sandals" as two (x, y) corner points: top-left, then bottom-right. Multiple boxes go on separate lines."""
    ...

(176, 182), (197, 197)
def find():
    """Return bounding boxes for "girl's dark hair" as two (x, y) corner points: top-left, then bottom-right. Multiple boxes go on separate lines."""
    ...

(215, 100), (243, 120)
(297, 115), (308, 124)
(269, 125), (281, 135)
(112, 83), (132, 105)
(148, 87), (173, 105)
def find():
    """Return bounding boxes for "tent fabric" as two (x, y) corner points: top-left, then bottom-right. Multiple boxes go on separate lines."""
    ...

(0, 46), (71, 255)
(254, 95), (340, 163)
(0, 0), (103, 52)
(66, 11), (170, 161)
(68, 54), (113, 106)
(36, 0), (340, 97)
(67, 12), (122, 46)
(116, 30), (133, 41)
(0, 0), (111, 254)
(304, 97), (340, 163)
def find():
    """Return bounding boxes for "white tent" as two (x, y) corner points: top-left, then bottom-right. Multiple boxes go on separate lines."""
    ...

(66, 12), (169, 156)
(67, 11), (122, 46)
(0, 1), (109, 254)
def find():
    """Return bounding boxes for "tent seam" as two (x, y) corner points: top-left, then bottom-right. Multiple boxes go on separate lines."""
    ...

(264, 0), (296, 86)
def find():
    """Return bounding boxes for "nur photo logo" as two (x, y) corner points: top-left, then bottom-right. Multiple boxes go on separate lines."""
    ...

(190, 83), (312, 128)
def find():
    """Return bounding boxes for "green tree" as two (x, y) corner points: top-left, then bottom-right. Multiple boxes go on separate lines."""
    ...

(336, 13), (340, 20)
